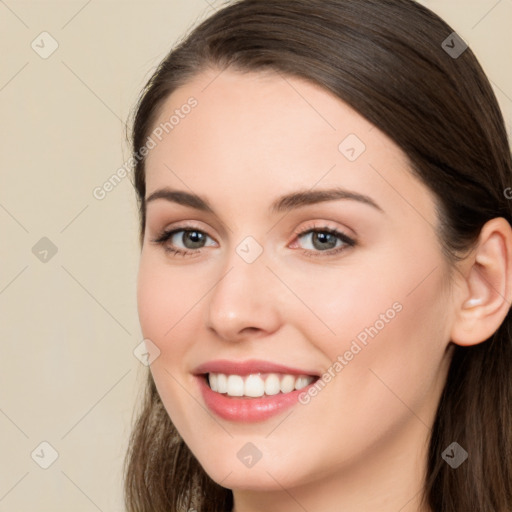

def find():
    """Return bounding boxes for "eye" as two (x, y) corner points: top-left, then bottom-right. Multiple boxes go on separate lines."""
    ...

(151, 224), (356, 258)
(293, 226), (356, 257)
(151, 227), (216, 256)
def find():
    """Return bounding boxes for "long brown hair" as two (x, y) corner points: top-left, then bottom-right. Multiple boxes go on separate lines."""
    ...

(124, 1), (512, 510)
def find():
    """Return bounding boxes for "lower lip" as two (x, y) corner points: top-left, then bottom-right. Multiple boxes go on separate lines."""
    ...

(196, 375), (316, 422)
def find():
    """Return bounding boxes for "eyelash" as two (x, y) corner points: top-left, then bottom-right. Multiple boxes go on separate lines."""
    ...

(151, 224), (356, 259)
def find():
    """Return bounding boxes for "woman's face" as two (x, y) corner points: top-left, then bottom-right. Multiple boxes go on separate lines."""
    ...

(137, 69), (456, 493)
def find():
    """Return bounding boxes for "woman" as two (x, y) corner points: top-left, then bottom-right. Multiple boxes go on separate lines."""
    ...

(124, 0), (512, 510)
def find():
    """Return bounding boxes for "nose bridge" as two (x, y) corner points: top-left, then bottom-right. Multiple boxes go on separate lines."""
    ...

(205, 238), (281, 340)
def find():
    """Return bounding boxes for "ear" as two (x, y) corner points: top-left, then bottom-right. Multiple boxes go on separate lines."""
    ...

(450, 217), (512, 346)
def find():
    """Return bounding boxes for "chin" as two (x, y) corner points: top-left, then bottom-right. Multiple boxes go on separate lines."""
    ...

(208, 468), (291, 492)
(195, 451), (308, 492)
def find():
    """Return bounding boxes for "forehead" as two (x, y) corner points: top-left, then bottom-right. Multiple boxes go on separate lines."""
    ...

(143, 68), (436, 223)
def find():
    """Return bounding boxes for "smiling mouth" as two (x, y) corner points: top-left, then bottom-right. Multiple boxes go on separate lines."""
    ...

(203, 372), (319, 398)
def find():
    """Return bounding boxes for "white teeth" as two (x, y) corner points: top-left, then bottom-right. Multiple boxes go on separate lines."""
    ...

(295, 376), (311, 390)
(207, 372), (315, 397)
(226, 375), (244, 396)
(264, 374), (281, 396)
(280, 374), (296, 394)
(217, 373), (227, 394)
(244, 374), (265, 397)
(209, 373), (218, 392)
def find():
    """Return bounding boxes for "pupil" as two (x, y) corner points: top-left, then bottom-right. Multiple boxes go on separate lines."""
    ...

(313, 232), (336, 250)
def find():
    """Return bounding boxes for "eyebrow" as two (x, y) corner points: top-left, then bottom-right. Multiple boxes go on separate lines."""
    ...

(145, 187), (384, 214)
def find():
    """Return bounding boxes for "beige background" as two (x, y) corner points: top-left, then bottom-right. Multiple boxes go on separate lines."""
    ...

(1, 1), (511, 510)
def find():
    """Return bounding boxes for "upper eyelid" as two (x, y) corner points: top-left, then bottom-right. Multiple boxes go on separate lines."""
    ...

(145, 206), (231, 239)
(154, 222), (350, 238)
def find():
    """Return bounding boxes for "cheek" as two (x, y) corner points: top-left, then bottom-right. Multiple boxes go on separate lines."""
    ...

(137, 258), (169, 340)
(137, 261), (188, 376)
(137, 253), (200, 341)
(292, 243), (451, 379)
(277, 260), (408, 356)
(136, 253), (214, 404)
(136, 255), (203, 426)
(314, 250), (451, 423)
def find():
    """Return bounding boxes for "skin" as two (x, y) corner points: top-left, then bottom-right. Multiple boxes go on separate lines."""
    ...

(137, 68), (512, 512)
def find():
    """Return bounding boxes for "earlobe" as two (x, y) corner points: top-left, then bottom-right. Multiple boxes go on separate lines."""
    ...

(450, 217), (512, 347)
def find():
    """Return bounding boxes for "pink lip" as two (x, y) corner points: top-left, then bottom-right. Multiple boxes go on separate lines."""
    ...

(193, 359), (319, 423)
(193, 359), (319, 377)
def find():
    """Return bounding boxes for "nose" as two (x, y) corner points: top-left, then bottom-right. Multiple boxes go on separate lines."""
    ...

(205, 250), (282, 342)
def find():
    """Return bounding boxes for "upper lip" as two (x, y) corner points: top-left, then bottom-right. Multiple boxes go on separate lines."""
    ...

(193, 359), (320, 377)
